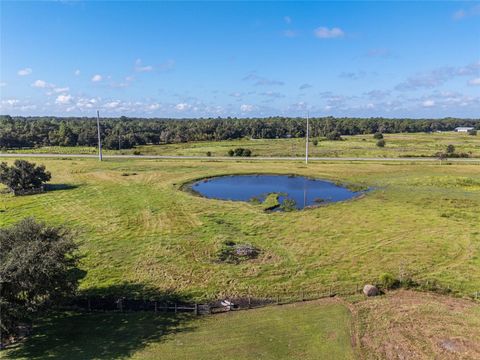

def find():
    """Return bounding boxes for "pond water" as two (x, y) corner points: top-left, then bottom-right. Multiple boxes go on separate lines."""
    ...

(190, 174), (364, 210)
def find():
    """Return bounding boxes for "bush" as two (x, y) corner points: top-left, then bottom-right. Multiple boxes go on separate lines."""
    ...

(312, 139), (319, 146)
(468, 129), (477, 136)
(373, 132), (384, 139)
(228, 148), (252, 157)
(379, 273), (400, 290)
(376, 139), (386, 147)
(206, 151), (212, 157)
(446, 144), (455, 154)
(0, 218), (82, 344)
(325, 131), (342, 141)
(280, 198), (297, 211)
(0, 160), (51, 195)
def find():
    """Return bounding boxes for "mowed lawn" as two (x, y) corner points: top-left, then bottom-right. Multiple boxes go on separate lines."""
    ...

(0, 157), (479, 299)
(4, 131), (480, 158)
(4, 300), (354, 360)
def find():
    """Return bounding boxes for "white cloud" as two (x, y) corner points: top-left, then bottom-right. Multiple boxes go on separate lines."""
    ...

(91, 74), (103, 82)
(55, 94), (73, 105)
(468, 77), (480, 85)
(135, 58), (154, 72)
(104, 101), (120, 109)
(175, 103), (190, 111)
(3, 99), (19, 106)
(240, 104), (254, 112)
(53, 87), (70, 93)
(31, 79), (54, 88)
(74, 69), (80, 76)
(422, 99), (435, 107)
(148, 103), (160, 110)
(17, 68), (32, 76)
(314, 27), (344, 39)
(284, 16), (291, 24)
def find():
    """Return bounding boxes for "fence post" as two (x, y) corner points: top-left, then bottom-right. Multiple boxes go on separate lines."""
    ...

(195, 303), (199, 315)
(174, 303), (177, 314)
(329, 284), (333, 297)
(276, 295), (280, 305)
(301, 291), (305, 301)
(248, 296), (251, 309)
(154, 301), (157, 314)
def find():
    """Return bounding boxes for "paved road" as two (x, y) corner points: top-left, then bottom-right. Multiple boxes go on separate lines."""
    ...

(1, 153), (480, 163)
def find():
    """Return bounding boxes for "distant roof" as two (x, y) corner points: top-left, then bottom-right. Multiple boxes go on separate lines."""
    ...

(455, 127), (474, 130)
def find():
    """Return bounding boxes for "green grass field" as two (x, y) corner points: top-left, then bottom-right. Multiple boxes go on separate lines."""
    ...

(2, 154), (480, 359)
(4, 131), (480, 158)
(1, 157), (479, 299)
(3, 300), (354, 360)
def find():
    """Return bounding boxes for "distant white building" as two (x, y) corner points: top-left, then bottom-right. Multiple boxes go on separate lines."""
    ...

(455, 127), (474, 132)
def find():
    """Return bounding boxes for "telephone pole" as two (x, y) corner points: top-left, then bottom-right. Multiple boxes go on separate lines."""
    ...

(96, 110), (103, 161)
(305, 112), (309, 164)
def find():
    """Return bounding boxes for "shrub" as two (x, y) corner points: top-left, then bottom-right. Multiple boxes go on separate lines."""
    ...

(0, 160), (51, 195)
(0, 218), (82, 344)
(325, 131), (342, 141)
(312, 139), (319, 146)
(446, 144), (455, 154)
(376, 139), (386, 147)
(373, 132), (384, 139)
(280, 198), (297, 211)
(206, 151), (212, 157)
(379, 272), (400, 290)
(228, 148), (252, 157)
(468, 129), (477, 136)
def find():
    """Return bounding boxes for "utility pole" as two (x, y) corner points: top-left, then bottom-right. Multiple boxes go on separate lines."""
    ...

(96, 110), (103, 161)
(305, 112), (309, 164)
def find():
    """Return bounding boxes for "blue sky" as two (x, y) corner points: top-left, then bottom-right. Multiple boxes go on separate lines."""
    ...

(1, 1), (479, 118)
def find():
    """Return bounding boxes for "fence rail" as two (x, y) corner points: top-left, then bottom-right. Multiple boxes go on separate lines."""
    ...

(64, 281), (480, 316)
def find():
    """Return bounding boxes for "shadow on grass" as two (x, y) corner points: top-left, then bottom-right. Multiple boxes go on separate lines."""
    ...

(44, 184), (79, 192)
(5, 284), (198, 360)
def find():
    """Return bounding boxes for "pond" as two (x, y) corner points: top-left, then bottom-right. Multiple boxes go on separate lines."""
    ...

(189, 174), (365, 210)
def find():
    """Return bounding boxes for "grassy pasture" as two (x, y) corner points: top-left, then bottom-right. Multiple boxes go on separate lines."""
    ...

(3, 300), (354, 360)
(4, 131), (480, 158)
(0, 157), (479, 299)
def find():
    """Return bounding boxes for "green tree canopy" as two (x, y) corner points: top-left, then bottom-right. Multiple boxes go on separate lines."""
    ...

(0, 160), (51, 194)
(0, 218), (82, 344)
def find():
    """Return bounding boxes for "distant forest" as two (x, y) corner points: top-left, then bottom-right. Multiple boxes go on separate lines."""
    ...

(1, 115), (479, 150)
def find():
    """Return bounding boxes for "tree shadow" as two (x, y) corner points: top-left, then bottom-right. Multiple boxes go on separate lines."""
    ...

(5, 283), (199, 360)
(44, 184), (79, 192)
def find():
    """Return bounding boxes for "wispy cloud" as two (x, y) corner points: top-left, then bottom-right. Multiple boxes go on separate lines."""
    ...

(243, 72), (284, 86)
(313, 27), (344, 39)
(31, 80), (54, 88)
(17, 68), (32, 76)
(284, 16), (291, 24)
(395, 61), (480, 90)
(422, 99), (435, 107)
(240, 104), (254, 112)
(283, 30), (298, 38)
(365, 48), (392, 58)
(453, 5), (480, 20)
(91, 74), (103, 82)
(468, 77), (480, 86)
(55, 94), (73, 105)
(299, 83), (313, 90)
(135, 58), (154, 72)
(74, 69), (80, 76)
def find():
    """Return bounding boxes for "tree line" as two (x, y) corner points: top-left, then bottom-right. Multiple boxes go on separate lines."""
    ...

(1, 115), (478, 150)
